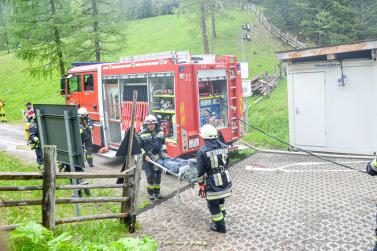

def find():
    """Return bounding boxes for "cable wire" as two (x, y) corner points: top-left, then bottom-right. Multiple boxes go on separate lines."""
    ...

(218, 99), (367, 174)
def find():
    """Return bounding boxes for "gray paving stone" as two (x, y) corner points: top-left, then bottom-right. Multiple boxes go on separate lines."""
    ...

(134, 152), (377, 250)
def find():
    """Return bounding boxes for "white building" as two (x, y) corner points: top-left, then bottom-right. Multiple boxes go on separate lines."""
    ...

(276, 40), (377, 155)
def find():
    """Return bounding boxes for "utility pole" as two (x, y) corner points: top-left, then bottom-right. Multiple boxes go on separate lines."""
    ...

(240, 23), (252, 133)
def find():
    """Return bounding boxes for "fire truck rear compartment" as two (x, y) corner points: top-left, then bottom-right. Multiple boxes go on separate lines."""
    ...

(103, 74), (176, 149)
(197, 69), (229, 130)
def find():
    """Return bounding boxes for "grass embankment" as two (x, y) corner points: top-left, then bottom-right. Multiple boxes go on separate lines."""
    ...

(245, 78), (289, 149)
(0, 151), (155, 250)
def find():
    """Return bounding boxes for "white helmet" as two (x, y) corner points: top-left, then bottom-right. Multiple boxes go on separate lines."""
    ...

(199, 124), (218, 139)
(78, 107), (88, 118)
(144, 115), (157, 124)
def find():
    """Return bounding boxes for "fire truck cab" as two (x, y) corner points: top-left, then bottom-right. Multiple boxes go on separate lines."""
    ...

(60, 51), (243, 158)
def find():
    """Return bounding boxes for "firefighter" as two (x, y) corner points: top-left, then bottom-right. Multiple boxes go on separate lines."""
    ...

(24, 102), (35, 123)
(197, 124), (232, 233)
(137, 115), (167, 202)
(78, 107), (94, 167)
(29, 114), (43, 165)
(0, 99), (7, 122)
(366, 159), (377, 251)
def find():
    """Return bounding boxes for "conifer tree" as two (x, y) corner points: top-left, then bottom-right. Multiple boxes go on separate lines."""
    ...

(66, 0), (126, 62)
(10, 0), (71, 77)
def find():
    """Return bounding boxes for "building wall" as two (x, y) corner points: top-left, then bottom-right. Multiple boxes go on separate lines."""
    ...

(286, 58), (377, 155)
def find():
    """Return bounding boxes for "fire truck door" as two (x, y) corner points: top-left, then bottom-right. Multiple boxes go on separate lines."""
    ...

(66, 75), (82, 106)
(104, 81), (122, 148)
(81, 73), (98, 116)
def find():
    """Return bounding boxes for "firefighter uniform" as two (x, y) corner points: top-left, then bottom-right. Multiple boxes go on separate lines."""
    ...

(29, 118), (43, 165)
(78, 108), (94, 167)
(137, 115), (167, 201)
(0, 99), (7, 122)
(366, 159), (377, 251)
(25, 102), (35, 123)
(197, 124), (232, 233)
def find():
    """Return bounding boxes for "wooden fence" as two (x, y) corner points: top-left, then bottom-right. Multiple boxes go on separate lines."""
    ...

(250, 4), (307, 49)
(0, 145), (142, 232)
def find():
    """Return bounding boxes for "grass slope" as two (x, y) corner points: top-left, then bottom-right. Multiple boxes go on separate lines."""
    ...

(0, 53), (64, 122)
(244, 79), (289, 149)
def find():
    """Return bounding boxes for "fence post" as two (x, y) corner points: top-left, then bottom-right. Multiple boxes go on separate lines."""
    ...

(128, 155), (142, 233)
(42, 145), (56, 231)
(120, 90), (138, 225)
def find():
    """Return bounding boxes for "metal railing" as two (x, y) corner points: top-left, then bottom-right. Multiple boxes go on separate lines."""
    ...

(250, 4), (307, 49)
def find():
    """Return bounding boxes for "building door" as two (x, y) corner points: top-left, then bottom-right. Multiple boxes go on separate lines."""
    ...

(293, 72), (326, 146)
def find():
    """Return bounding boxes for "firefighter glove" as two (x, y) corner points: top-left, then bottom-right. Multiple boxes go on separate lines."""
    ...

(198, 182), (206, 198)
(189, 178), (197, 188)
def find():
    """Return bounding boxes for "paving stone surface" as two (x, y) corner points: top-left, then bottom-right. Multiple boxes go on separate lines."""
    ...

(135, 152), (377, 250)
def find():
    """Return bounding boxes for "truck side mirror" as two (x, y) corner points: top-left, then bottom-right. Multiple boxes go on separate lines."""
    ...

(60, 77), (66, 95)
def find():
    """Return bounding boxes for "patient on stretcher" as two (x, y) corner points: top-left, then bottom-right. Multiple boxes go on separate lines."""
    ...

(156, 157), (197, 180)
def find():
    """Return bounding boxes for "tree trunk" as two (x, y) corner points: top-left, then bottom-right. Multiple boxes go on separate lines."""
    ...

(211, 14), (216, 38)
(49, 0), (65, 76)
(0, 6), (10, 53)
(92, 0), (101, 61)
(200, 1), (210, 54)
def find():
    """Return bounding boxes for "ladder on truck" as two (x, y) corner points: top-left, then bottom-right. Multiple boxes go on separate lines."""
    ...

(228, 66), (240, 140)
(120, 51), (191, 64)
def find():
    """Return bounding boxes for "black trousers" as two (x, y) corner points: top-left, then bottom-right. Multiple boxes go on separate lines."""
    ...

(83, 138), (94, 166)
(144, 161), (162, 196)
(207, 198), (226, 228)
(35, 148), (44, 165)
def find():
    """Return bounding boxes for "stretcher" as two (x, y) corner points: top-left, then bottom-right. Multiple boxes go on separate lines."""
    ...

(147, 159), (198, 184)
(146, 146), (237, 183)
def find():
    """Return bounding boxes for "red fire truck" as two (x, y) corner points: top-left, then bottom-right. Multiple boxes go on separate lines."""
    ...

(60, 51), (243, 157)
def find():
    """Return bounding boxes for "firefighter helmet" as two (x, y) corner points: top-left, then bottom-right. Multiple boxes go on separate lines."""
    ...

(199, 124), (218, 139)
(144, 115), (157, 124)
(78, 107), (88, 118)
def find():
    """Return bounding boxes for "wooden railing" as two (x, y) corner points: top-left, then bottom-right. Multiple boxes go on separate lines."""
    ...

(0, 145), (141, 232)
(250, 4), (307, 49)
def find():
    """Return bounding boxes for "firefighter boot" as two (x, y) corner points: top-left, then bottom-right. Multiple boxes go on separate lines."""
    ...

(210, 222), (226, 233)
(79, 179), (91, 196)
(86, 153), (94, 167)
(147, 186), (155, 202)
(154, 186), (163, 200)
